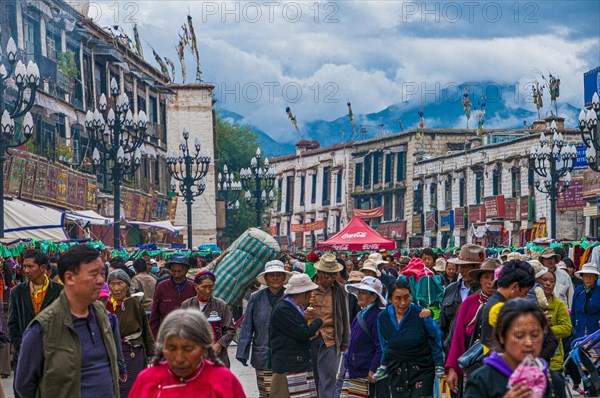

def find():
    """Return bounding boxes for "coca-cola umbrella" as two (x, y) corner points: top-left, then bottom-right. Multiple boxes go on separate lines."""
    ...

(316, 217), (396, 251)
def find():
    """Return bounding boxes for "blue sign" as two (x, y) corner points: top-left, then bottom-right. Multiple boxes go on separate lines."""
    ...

(574, 144), (589, 170)
(584, 67), (599, 107)
(439, 210), (454, 231)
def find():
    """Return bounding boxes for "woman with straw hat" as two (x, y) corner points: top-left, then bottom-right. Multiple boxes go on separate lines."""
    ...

(270, 274), (323, 398)
(236, 260), (292, 397)
(342, 277), (387, 398)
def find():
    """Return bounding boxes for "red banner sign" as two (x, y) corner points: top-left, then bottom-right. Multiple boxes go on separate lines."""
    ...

(504, 198), (518, 220)
(468, 204), (485, 223)
(484, 195), (505, 218)
(291, 220), (326, 232)
(376, 221), (407, 240)
(520, 196), (531, 220)
(557, 178), (585, 211)
(454, 207), (465, 229)
(353, 206), (384, 218)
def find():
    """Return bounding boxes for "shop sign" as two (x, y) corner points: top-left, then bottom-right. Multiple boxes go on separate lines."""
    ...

(484, 195), (505, 218)
(504, 197), (518, 220)
(439, 210), (454, 232)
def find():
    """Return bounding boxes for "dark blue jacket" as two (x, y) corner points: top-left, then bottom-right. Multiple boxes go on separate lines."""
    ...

(345, 304), (383, 378)
(571, 284), (600, 339)
(236, 288), (281, 369)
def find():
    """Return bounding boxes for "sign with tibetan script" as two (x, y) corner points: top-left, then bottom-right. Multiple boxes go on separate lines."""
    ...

(7, 156), (26, 196)
(557, 178), (585, 211)
(504, 198), (518, 220)
(56, 170), (68, 202)
(520, 196), (532, 220)
(412, 214), (423, 234)
(484, 195), (504, 218)
(291, 220), (326, 232)
(468, 204), (485, 223)
(454, 207), (465, 229)
(425, 211), (437, 231)
(20, 159), (37, 200)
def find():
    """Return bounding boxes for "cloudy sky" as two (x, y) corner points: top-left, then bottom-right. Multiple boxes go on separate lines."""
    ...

(92, 1), (599, 143)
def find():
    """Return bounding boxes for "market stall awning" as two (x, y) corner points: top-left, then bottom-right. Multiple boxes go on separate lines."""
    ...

(65, 210), (115, 225)
(317, 217), (396, 251)
(4, 199), (68, 242)
(128, 220), (184, 234)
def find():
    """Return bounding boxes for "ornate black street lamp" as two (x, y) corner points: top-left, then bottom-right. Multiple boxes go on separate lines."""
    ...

(85, 77), (147, 249)
(218, 164), (241, 239)
(530, 120), (577, 239)
(240, 147), (275, 227)
(579, 92), (600, 171)
(0, 36), (39, 237)
(166, 129), (211, 250)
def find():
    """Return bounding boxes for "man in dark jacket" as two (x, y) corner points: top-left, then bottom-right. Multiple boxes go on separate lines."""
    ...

(438, 244), (484, 351)
(8, 250), (63, 370)
(149, 254), (196, 337)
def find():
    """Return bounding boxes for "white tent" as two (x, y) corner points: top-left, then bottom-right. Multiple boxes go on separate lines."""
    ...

(128, 220), (184, 234)
(65, 210), (114, 225)
(4, 199), (69, 241)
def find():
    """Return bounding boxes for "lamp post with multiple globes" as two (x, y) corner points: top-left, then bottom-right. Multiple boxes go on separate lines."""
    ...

(0, 35), (39, 237)
(240, 147), (276, 227)
(84, 77), (147, 249)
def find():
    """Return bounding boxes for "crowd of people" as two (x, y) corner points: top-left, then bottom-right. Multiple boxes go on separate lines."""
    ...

(0, 241), (597, 397)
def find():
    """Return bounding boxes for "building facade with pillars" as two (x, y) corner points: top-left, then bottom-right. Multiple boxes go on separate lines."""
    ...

(166, 84), (218, 247)
(349, 129), (478, 248)
(412, 118), (586, 249)
(269, 140), (353, 250)
(0, 0), (182, 246)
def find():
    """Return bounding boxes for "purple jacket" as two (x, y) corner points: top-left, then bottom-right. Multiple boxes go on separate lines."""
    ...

(344, 304), (383, 378)
(149, 278), (196, 337)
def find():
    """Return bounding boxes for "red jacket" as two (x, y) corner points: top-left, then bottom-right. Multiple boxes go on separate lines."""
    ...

(149, 278), (196, 337)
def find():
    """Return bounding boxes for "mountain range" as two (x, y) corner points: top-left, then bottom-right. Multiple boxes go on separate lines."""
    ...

(216, 83), (581, 158)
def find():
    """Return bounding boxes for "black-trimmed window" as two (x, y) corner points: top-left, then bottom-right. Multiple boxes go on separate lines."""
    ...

(511, 169), (521, 198)
(414, 184), (423, 213)
(322, 167), (330, 206)
(364, 156), (371, 187)
(492, 170), (502, 196)
(459, 178), (466, 207)
(285, 176), (294, 213)
(373, 153), (382, 185)
(354, 163), (363, 187)
(429, 182), (437, 209)
(300, 176), (306, 206)
(336, 172), (343, 204)
(383, 194), (393, 221)
(311, 174), (317, 204)
(397, 152), (407, 182)
(444, 179), (452, 209)
(385, 153), (393, 183)
(475, 173), (484, 204)
(395, 192), (405, 220)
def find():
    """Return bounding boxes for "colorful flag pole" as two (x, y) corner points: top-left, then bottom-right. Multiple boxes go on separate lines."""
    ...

(164, 57), (176, 83)
(176, 37), (187, 83)
(132, 24), (144, 58)
(462, 87), (472, 129)
(285, 106), (301, 135)
(187, 15), (202, 83)
(150, 47), (170, 80)
(347, 102), (356, 137)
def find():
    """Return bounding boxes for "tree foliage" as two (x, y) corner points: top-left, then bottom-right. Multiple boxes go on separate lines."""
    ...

(215, 115), (265, 242)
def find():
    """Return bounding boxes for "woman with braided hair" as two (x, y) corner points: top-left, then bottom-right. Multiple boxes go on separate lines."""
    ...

(129, 308), (246, 397)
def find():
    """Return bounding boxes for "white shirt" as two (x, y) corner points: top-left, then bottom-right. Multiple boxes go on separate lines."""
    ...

(553, 267), (574, 309)
(460, 281), (470, 302)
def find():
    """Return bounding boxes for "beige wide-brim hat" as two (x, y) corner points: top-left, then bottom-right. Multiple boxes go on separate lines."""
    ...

(367, 253), (386, 266)
(314, 253), (343, 273)
(433, 258), (447, 273)
(539, 248), (561, 263)
(284, 273), (319, 295)
(348, 270), (366, 283)
(359, 259), (381, 277)
(256, 260), (293, 285)
(345, 276), (387, 308)
(447, 244), (486, 265)
(576, 262), (600, 277)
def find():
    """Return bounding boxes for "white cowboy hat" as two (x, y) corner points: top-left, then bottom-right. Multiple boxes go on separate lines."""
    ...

(575, 262), (600, 277)
(256, 260), (293, 285)
(345, 276), (387, 308)
(284, 273), (319, 295)
(359, 259), (381, 277)
(367, 253), (386, 267)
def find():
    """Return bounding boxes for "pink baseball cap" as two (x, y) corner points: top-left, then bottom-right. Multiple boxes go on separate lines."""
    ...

(99, 283), (110, 299)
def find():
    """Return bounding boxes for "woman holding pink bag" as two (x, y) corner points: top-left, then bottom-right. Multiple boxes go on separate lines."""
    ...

(464, 299), (566, 398)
